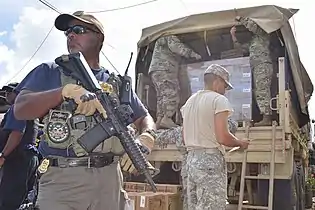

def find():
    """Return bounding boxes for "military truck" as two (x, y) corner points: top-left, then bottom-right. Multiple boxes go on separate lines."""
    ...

(133, 5), (314, 210)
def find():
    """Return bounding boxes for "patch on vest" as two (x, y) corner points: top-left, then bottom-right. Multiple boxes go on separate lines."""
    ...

(42, 69), (126, 157)
(106, 73), (122, 96)
(99, 79), (120, 108)
(38, 158), (50, 174)
(46, 110), (71, 144)
(99, 82), (114, 94)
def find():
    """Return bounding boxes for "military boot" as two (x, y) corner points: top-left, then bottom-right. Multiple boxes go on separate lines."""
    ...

(254, 115), (272, 126)
(159, 116), (178, 129)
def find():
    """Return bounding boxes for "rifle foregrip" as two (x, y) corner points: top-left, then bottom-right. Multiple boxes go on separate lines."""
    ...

(119, 131), (157, 192)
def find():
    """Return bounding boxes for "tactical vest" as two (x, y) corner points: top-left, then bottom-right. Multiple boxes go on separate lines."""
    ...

(42, 68), (126, 157)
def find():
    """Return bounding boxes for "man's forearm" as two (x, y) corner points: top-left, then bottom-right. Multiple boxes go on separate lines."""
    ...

(2, 131), (23, 157)
(133, 114), (156, 134)
(14, 88), (63, 120)
(219, 133), (243, 147)
(139, 115), (156, 132)
(231, 34), (238, 43)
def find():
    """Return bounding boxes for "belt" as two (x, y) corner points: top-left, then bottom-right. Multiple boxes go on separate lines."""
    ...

(187, 147), (221, 154)
(49, 154), (114, 168)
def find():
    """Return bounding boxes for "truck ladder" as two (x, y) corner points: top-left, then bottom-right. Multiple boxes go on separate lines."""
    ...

(238, 121), (277, 210)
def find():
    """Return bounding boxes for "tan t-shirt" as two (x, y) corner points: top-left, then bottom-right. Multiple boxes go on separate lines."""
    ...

(181, 90), (233, 154)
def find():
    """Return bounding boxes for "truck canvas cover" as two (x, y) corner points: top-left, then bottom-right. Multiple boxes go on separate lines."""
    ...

(137, 5), (313, 116)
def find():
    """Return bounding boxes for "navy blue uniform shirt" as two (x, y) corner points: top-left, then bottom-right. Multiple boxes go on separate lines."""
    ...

(18, 62), (148, 157)
(0, 112), (8, 128)
(3, 105), (37, 151)
(3, 106), (26, 134)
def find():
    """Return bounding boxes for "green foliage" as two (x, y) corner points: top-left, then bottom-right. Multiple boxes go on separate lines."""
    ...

(306, 174), (315, 189)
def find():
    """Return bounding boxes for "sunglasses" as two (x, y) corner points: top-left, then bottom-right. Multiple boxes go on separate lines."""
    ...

(64, 25), (99, 36)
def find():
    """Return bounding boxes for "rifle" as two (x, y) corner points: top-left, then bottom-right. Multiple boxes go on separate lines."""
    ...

(55, 52), (157, 192)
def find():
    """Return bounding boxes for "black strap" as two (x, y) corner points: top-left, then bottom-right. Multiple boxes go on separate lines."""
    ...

(49, 155), (114, 168)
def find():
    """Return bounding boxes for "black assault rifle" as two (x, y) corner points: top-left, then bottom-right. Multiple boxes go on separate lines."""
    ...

(55, 52), (157, 192)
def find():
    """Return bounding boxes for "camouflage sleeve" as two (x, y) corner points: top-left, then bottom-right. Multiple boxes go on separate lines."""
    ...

(233, 41), (250, 55)
(166, 35), (194, 58)
(237, 16), (268, 37)
(227, 118), (238, 135)
(155, 118), (238, 148)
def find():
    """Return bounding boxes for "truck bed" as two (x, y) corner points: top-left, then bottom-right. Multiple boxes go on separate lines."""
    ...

(149, 125), (289, 163)
(148, 115), (307, 179)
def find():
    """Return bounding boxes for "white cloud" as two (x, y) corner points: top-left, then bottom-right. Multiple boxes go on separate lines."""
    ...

(0, 31), (7, 36)
(0, 43), (14, 63)
(0, 0), (188, 85)
(1, 0), (315, 124)
(0, 6), (63, 83)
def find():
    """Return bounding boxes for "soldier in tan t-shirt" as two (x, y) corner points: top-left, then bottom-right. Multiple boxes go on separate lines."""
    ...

(181, 64), (249, 210)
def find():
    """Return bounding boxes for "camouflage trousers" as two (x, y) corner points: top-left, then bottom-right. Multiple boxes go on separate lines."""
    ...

(150, 70), (180, 119)
(252, 62), (273, 115)
(186, 149), (227, 210)
(181, 153), (188, 210)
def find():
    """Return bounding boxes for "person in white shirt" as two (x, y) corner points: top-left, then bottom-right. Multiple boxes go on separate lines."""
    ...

(181, 64), (249, 210)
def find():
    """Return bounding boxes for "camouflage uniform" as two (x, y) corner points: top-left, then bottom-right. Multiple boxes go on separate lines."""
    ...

(187, 149), (226, 210)
(227, 118), (238, 135)
(148, 35), (201, 127)
(185, 118), (237, 210)
(154, 118), (238, 210)
(155, 126), (183, 148)
(181, 152), (189, 210)
(234, 17), (273, 119)
(151, 71), (178, 120)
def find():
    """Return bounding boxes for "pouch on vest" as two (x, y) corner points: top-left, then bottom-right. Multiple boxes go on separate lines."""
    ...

(43, 68), (126, 156)
(42, 70), (89, 157)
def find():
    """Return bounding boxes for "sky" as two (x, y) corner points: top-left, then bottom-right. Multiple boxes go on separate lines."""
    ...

(0, 0), (314, 124)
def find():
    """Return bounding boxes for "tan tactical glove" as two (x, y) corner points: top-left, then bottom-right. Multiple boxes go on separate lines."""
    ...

(120, 131), (156, 174)
(137, 132), (155, 154)
(120, 153), (137, 174)
(120, 153), (157, 175)
(62, 84), (107, 118)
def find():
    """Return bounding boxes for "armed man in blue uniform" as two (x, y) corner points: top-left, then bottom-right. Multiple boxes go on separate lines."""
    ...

(13, 11), (156, 210)
(0, 83), (39, 210)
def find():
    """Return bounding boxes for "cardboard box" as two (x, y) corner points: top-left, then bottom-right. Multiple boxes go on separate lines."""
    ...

(126, 191), (182, 210)
(124, 182), (148, 192)
(181, 56), (252, 122)
(145, 184), (182, 194)
(124, 182), (182, 194)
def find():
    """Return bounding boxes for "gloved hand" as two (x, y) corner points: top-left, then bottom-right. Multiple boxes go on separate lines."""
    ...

(62, 84), (107, 118)
(191, 52), (202, 60)
(120, 131), (156, 174)
(136, 132), (155, 154)
(120, 153), (157, 175)
(120, 153), (137, 174)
